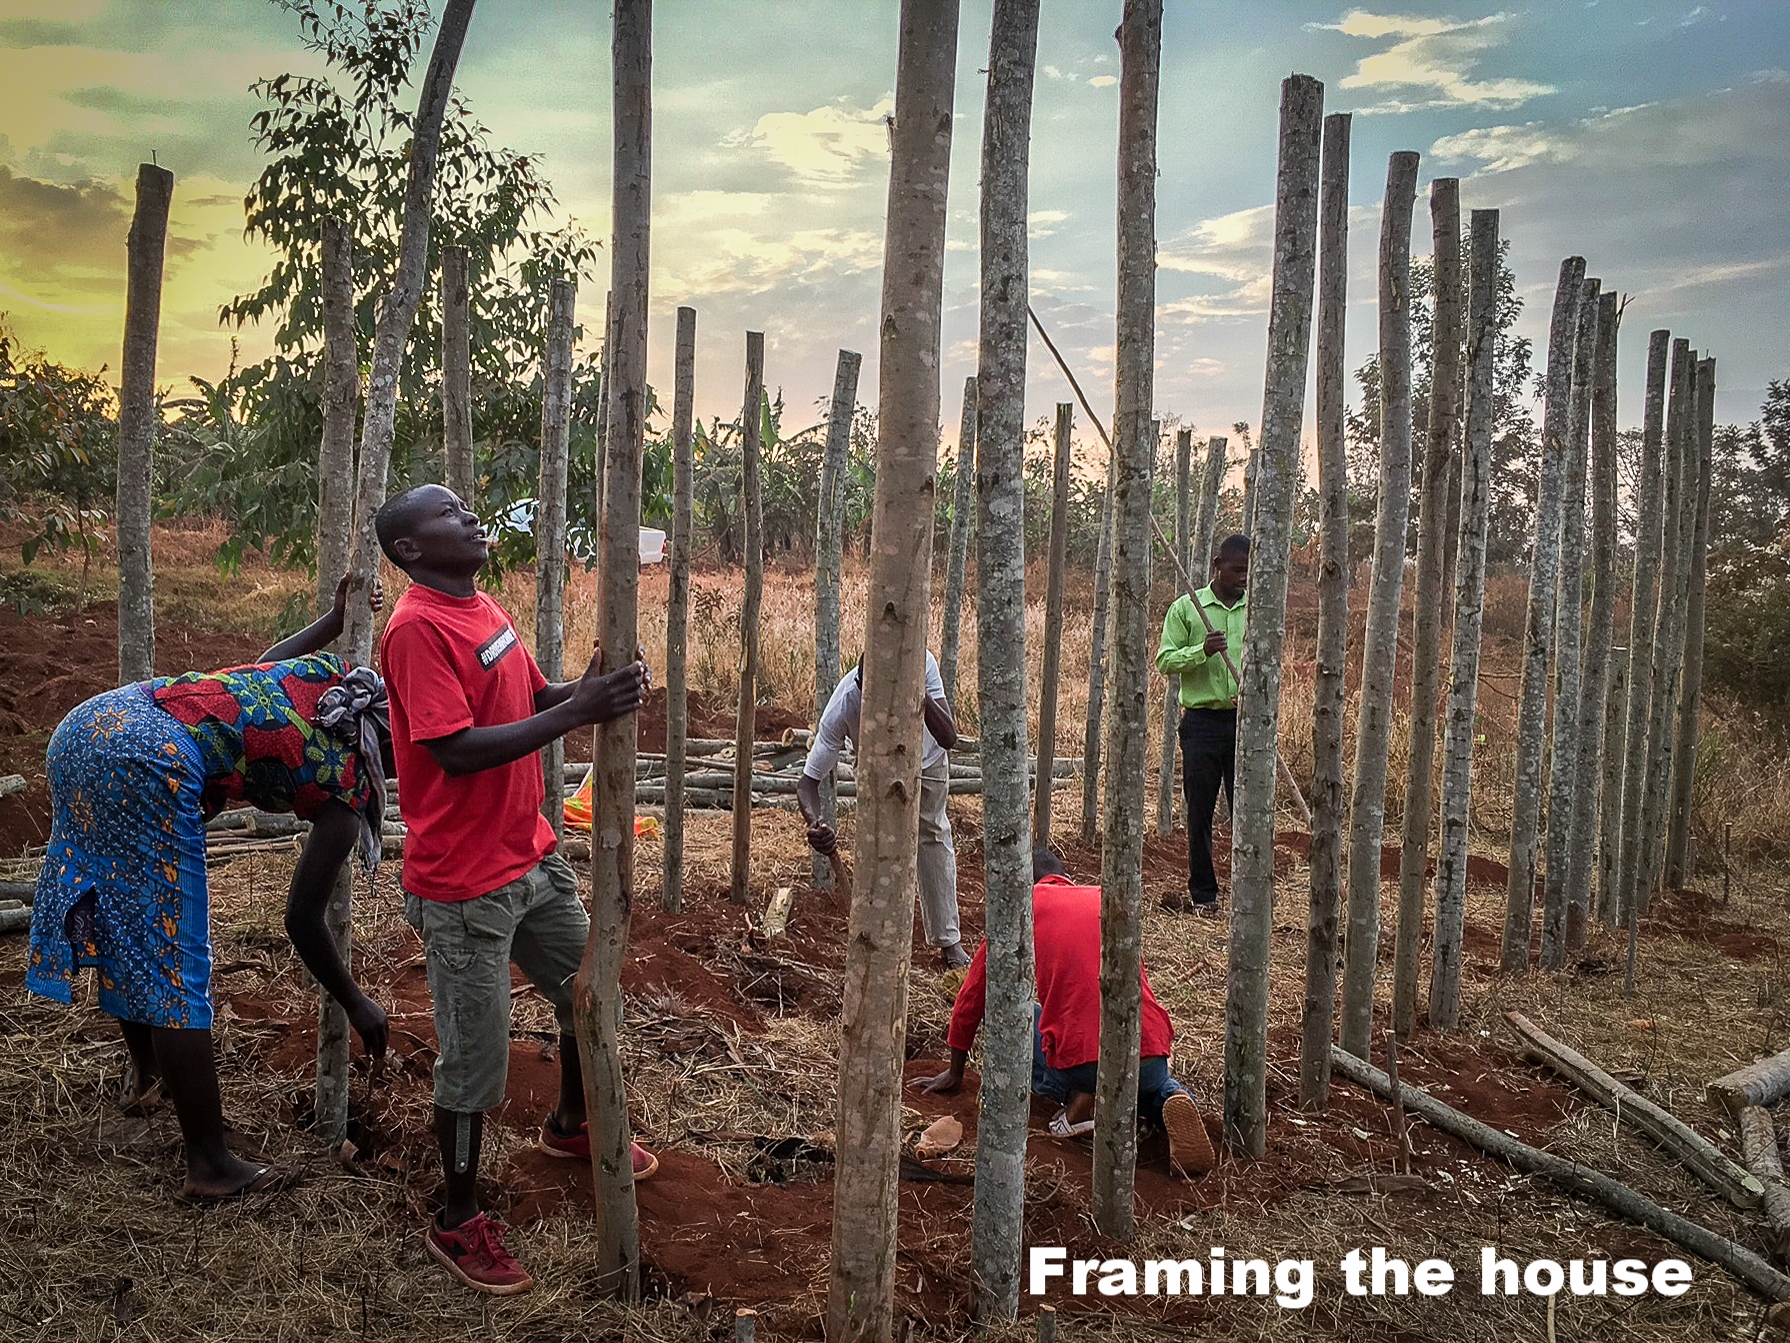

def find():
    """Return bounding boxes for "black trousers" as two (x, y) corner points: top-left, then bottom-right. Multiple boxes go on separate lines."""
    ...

(1179, 707), (1237, 904)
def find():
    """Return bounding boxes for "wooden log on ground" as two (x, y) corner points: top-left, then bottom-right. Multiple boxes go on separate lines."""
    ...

(1505, 1011), (1762, 1209)
(1331, 1045), (1790, 1301)
(762, 887), (796, 938)
(1740, 1107), (1790, 1261)
(0, 907), (31, 934)
(0, 881), (35, 905)
(1712, 1050), (1790, 1114)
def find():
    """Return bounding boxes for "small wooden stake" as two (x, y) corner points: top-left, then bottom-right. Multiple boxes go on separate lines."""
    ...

(734, 1307), (757, 1343)
(1037, 1303), (1057, 1343)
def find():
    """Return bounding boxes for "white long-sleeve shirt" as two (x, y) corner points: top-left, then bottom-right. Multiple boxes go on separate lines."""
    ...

(803, 651), (949, 779)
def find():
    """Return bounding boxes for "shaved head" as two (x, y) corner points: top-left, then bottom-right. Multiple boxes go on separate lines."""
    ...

(375, 484), (449, 565)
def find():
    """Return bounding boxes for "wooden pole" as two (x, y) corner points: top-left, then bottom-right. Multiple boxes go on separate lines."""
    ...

(441, 244), (474, 504)
(1499, 256), (1586, 973)
(970, 3), (1039, 1317)
(1667, 357), (1716, 887)
(1712, 1049), (1790, 1114)
(827, 1), (958, 1333)
(1739, 1108), (1790, 1261)
(1539, 279), (1601, 970)
(812, 349), (861, 893)
(573, 0), (649, 1297)
(1429, 208), (1498, 1031)
(663, 306), (696, 912)
(1155, 427), (1192, 837)
(594, 289), (614, 525)
(537, 277), (576, 843)
(1192, 435), (1227, 573)
(1391, 176), (1460, 1035)
(117, 161), (174, 685)
(1092, 0), (1162, 1236)
(730, 331), (766, 907)
(1585, 292), (1624, 932)
(1080, 447), (1115, 848)
(1338, 149), (1419, 1057)
(1034, 402), (1072, 849)
(939, 376), (978, 705)
(1300, 109), (1350, 1107)
(315, 217), (357, 618)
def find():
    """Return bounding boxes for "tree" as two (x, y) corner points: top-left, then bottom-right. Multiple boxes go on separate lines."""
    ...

(0, 321), (116, 570)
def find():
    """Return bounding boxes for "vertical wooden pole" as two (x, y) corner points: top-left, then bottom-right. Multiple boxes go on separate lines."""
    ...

(1239, 449), (1259, 536)
(1499, 256), (1586, 974)
(316, 217), (357, 617)
(1299, 109), (1350, 1106)
(971, 3), (1039, 1316)
(1429, 209), (1499, 1030)
(663, 306), (697, 912)
(1576, 290), (1621, 941)
(1338, 150), (1419, 1057)
(1092, 0), (1162, 1234)
(827, 2), (958, 1334)
(1080, 450), (1116, 848)
(1391, 176), (1460, 1034)
(730, 332), (766, 906)
(1193, 435), (1227, 564)
(1155, 427), (1192, 836)
(1224, 72), (1323, 1158)
(573, 0), (649, 1297)
(1666, 357), (1716, 888)
(441, 244), (474, 503)
(117, 161), (174, 685)
(537, 277), (577, 842)
(594, 290), (615, 525)
(940, 376), (978, 705)
(812, 349), (862, 892)
(1034, 402), (1072, 849)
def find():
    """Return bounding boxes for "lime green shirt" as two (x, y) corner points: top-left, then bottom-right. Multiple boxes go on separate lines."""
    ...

(1155, 585), (1246, 709)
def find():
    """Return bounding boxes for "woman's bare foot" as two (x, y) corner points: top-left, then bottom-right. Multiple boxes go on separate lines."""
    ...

(119, 1059), (163, 1117)
(179, 1157), (296, 1206)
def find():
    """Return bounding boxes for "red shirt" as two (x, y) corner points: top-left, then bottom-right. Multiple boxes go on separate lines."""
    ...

(947, 876), (1174, 1069)
(381, 584), (553, 901)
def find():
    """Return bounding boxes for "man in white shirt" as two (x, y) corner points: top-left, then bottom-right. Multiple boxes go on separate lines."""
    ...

(795, 651), (970, 969)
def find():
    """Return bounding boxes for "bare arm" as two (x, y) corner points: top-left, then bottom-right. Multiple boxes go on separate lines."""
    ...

(284, 799), (386, 1057)
(914, 1047), (970, 1095)
(923, 693), (958, 751)
(426, 650), (647, 777)
(260, 574), (382, 663)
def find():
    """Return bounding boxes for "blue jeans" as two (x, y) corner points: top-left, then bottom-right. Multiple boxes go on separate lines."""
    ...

(1031, 1006), (1189, 1128)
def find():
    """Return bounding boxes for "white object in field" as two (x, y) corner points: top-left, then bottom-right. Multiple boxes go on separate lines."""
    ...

(496, 498), (665, 564)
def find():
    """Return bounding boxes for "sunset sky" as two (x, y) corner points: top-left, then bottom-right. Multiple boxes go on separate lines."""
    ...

(2, 0), (1785, 450)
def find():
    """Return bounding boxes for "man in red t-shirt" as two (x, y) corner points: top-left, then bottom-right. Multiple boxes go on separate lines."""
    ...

(376, 484), (652, 1296)
(916, 849), (1217, 1176)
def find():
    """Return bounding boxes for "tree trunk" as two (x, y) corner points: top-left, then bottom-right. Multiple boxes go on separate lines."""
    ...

(1224, 72), (1322, 1158)
(827, 2), (958, 1334)
(1498, 256), (1586, 973)
(1299, 110), (1350, 1108)
(1091, 0), (1162, 1234)
(117, 162), (174, 685)
(572, 0), (649, 1297)
(1615, 331), (1672, 923)
(537, 277), (576, 843)
(1239, 450), (1258, 537)
(1539, 279), (1601, 969)
(812, 348), (862, 892)
(969, 3), (1038, 1315)
(339, 0), (478, 661)
(1079, 449), (1116, 848)
(939, 376), (978, 705)
(594, 289), (614, 524)
(730, 332), (766, 907)
(663, 306), (697, 912)
(1193, 435), (1227, 571)
(315, 217), (357, 618)
(1667, 357), (1716, 887)
(1155, 428), (1193, 837)
(441, 245), (474, 503)
(1338, 150), (1419, 1056)
(1034, 402), (1072, 849)
(1575, 290), (1624, 938)
(1391, 176), (1460, 1035)
(1428, 208), (1499, 1031)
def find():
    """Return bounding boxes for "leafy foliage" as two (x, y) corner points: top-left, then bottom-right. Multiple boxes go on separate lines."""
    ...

(0, 323), (117, 563)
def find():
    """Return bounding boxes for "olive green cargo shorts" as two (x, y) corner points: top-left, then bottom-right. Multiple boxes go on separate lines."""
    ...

(402, 852), (587, 1114)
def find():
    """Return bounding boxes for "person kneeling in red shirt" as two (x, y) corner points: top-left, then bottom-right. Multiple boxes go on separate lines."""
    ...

(375, 484), (655, 1297)
(917, 848), (1217, 1176)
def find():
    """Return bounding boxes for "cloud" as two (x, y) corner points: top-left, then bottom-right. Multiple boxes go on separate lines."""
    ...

(0, 19), (82, 47)
(1088, 75), (1116, 88)
(1312, 8), (1555, 114)
(735, 98), (892, 187)
(0, 164), (129, 276)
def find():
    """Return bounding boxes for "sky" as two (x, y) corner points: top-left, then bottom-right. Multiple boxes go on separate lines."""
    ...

(2, 0), (1786, 463)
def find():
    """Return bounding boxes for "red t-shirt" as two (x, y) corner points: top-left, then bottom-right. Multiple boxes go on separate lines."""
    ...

(947, 875), (1174, 1069)
(381, 584), (553, 901)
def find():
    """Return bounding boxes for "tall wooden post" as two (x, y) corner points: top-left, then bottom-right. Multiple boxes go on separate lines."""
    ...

(812, 349), (861, 892)
(1391, 176), (1460, 1035)
(117, 161), (175, 685)
(730, 333), (766, 906)
(316, 217), (357, 617)
(1192, 436), (1227, 573)
(1299, 109), (1349, 1106)
(827, 2), (958, 1334)
(1666, 357), (1716, 887)
(1338, 149), (1419, 1057)
(1429, 209), (1499, 1030)
(573, 0), (650, 1298)
(441, 245), (475, 503)
(1225, 72), (1322, 1157)
(1034, 402), (1072, 848)
(1155, 427), (1193, 836)
(663, 306), (697, 912)
(1079, 449), (1116, 847)
(1591, 294), (1626, 928)
(537, 277), (577, 842)
(940, 376), (978, 704)
(1499, 256), (1586, 973)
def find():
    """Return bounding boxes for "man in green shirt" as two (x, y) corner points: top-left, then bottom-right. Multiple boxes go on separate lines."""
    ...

(1154, 534), (1249, 916)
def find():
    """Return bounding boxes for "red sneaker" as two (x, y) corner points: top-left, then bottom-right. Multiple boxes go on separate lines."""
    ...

(540, 1118), (659, 1180)
(425, 1212), (534, 1296)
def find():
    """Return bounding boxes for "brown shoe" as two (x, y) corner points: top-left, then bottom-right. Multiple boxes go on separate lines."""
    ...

(1190, 901), (1222, 920)
(1162, 1092), (1217, 1176)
